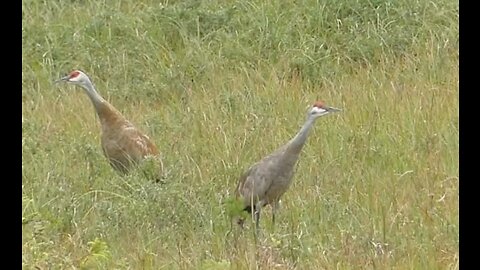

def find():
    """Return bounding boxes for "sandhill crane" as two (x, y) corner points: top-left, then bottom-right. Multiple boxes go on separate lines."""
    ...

(235, 101), (341, 230)
(55, 70), (163, 180)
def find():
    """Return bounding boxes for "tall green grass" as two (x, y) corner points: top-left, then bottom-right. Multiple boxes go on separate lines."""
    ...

(23, 0), (458, 269)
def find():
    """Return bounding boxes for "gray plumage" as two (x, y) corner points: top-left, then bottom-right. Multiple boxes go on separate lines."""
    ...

(235, 100), (341, 229)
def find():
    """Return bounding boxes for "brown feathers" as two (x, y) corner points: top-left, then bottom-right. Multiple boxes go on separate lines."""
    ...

(57, 70), (162, 179)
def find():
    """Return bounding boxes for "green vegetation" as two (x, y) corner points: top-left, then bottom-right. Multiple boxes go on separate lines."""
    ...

(23, 0), (458, 268)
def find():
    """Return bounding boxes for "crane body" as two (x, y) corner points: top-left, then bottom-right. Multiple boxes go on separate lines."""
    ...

(235, 101), (341, 229)
(56, 70), (162, 179)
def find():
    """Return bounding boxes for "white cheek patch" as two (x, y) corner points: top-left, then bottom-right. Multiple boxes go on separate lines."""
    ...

(311, 107), (327, 114)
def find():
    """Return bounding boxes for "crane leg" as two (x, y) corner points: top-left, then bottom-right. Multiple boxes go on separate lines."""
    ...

(272, 201), (279, 228)
(254, 206), (260, 228)
(254, 201), (263, 232)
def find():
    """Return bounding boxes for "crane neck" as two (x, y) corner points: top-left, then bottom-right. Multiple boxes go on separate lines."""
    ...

(80, 81), (106, 112)
(285, 116), (316, 157)
(80, 81), (126, 126)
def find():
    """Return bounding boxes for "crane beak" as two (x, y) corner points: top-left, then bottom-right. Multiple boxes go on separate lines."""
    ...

(326, 106), (342, 113)
(54, 75), (69, 84)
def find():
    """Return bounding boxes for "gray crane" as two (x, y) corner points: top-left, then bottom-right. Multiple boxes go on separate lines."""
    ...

(235, 100), (341, 230)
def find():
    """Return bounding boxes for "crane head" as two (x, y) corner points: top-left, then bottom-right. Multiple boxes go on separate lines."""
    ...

(55, 70), (90, 86)
(309, 100), (341, 118)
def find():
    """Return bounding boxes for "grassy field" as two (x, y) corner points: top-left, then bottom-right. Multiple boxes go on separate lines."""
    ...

(22, 0), (458, 269)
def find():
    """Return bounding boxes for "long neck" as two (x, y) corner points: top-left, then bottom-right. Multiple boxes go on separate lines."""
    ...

(80, 81), (125, 127)
(80, 81), (106, 113)
(285, 116), (316, 157)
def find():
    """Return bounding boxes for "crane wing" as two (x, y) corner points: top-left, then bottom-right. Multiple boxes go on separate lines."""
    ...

(120, 125), (159, 157)
(101, 123), (159, 172)
(236, 162), (273, 207)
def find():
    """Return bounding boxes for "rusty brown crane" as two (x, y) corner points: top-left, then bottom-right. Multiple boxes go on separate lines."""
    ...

(55, 70), (163, 180)
(235, 100), (341, 230)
